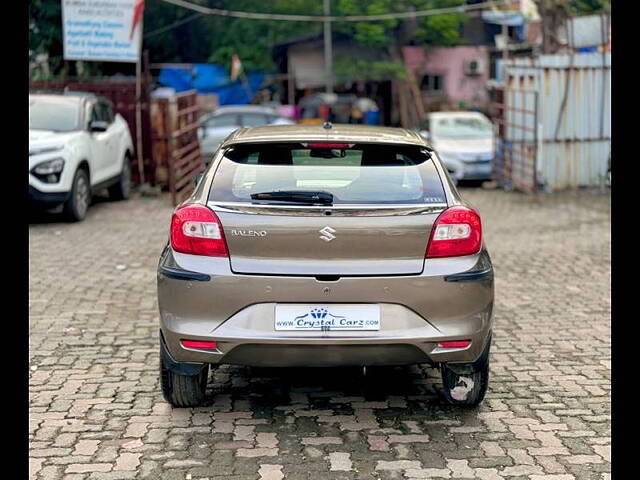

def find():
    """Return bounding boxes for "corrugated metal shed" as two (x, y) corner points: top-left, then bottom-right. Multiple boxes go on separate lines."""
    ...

(504, 52), (610, 190)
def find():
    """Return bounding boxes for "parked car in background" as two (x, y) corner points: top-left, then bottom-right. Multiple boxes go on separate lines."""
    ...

(420, 111), (495, 184)
(157, 124), (494, 408)
(198, 105), (294, 160)
(29, 92), (134, 221)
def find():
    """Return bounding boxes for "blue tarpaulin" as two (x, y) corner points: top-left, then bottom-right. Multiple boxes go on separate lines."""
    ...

(158, 64), (265, 105)
(482, 11), (525, 26)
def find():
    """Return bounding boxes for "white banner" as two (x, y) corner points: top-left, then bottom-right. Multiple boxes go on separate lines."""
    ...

(62, 0), (144, 63)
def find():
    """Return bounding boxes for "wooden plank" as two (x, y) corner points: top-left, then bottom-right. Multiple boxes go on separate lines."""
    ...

(175, 89), (197, 100)
(175, 104), (200, 117)
(175, 162), (203, 191)
(176, 185), (195, 204)
(172, 141), (200, 161)
(159, 90), (203, 205)
(176, 168), (202, 190)
(176, 156), (202, 174)
(176, 152), (202, 176)
(176, 149), (203, 171)
(172, 122), (200, 139)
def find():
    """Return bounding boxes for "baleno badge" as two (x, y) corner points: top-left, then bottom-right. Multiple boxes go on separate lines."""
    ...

(319, 226), (336, 242)
(231, 229), (267, 237)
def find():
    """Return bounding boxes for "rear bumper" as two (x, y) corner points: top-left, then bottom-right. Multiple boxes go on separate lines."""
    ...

(217, 343), (430, 367)
(441, 158), (492, 182)
(460, 163), (492, 181)
(461, 171), (493, 181)
(157, 247), (494, 368)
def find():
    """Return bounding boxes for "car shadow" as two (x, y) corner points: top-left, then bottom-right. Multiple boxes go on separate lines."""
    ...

(28, 192), (113, 225)
(203, 364), (458, 412)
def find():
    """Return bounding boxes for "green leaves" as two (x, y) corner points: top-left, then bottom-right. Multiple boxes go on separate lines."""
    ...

(334, 57), (406, 82)
(30, 0), (610, 79)
(416, 12), (467, 47)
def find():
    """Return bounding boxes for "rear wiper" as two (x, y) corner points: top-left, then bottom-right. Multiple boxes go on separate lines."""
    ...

(250, 190), (333, 205)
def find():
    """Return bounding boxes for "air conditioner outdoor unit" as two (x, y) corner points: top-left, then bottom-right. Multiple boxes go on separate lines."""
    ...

(464, 59), (484, 76)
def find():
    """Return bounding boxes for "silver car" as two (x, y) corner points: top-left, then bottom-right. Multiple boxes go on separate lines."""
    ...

(420, 111), (495, 184)
(158, 124), (494, 407)
(198, 105), (295, 160)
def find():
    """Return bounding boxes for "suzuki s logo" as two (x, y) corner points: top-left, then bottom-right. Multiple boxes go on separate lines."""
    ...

(319, 226), (336, 242)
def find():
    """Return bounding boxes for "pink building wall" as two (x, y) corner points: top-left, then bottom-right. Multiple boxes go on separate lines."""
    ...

(402, 46), (490, 109)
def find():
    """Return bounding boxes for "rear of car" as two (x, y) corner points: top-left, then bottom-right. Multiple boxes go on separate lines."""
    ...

(157, 125), (494, 407)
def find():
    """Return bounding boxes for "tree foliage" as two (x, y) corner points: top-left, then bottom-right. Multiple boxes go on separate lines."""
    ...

(536, 0), (610, 15)
(534, 0), (610, 53)
(140, 0), (323, 69)
(29, 0), (611, 78)
(29, 0), (63, 73)
(334, 56), (407, 83)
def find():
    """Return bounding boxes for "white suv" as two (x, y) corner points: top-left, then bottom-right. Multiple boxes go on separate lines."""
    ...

(29, 92), (134, 221)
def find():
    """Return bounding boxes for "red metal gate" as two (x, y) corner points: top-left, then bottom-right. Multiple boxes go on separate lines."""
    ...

(490, 87), (539, 193)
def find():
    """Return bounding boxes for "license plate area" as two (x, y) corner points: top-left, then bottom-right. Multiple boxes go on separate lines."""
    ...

(274, 304), (381, 331)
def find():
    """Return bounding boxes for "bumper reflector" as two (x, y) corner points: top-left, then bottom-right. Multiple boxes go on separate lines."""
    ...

(181, 340), (217, 350)
(438, 340), (471, 349)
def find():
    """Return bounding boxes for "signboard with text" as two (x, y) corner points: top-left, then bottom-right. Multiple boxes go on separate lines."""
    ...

(62, 0), (144, 63)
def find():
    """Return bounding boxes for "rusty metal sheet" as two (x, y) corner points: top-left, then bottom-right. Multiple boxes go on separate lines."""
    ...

(503, 53), (610, 191)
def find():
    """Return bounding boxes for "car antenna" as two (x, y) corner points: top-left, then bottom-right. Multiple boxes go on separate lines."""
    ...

(323, 121), (332, 130)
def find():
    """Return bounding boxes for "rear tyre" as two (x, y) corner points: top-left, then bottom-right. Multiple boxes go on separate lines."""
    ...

(440, 338), (491, 407)
(160, 348), (209, 408)
(108, 155), (132, 200)
(63, 168), (91, 222)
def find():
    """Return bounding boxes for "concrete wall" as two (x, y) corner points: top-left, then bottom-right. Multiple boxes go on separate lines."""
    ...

(402, 46), (490, 110)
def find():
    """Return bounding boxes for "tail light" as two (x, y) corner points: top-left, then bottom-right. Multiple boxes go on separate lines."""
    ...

(438, 340), (471, 349)
(170, 205), (228, 257)
(306, 143), (353, 149)
(181, 339), (217, 350)
(426, 206), (482, 258)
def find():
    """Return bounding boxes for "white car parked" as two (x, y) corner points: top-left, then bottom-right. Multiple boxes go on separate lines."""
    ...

(29, 93), (134, 221)
(198, 105), (295, 161)
(420, 111), (495, 184)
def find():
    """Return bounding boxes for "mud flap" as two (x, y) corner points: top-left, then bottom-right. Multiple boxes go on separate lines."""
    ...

(440, 333), (491, 405)
(445, 332), (492, 375)
(160, 331), (207, 376)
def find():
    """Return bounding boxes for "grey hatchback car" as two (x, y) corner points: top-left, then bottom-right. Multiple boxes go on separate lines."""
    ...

(157, 124), (494, 407)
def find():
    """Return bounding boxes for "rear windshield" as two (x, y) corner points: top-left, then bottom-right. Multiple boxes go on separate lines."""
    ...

(208, 143), (446, 205)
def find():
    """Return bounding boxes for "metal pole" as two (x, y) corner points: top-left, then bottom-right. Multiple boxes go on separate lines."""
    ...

(288, 70), (295, 105)
(534, 91), (541, 195)
(136, 57), (146, 185)
(323, 0), (333, 93)
(501, 23), (509, 65)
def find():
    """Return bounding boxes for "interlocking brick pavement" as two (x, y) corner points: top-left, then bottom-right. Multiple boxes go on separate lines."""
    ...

(29, 188), (611, 480)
